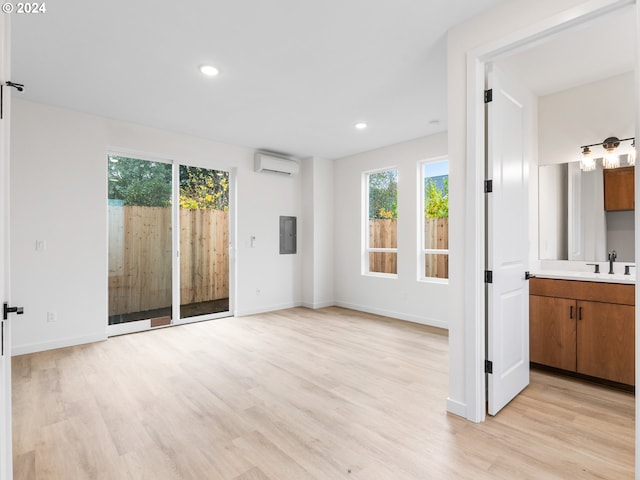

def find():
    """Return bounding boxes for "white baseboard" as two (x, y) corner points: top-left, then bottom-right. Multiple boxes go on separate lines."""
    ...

(446, 398), (466, 418)
(300, 300), (335, 309)
(236, 301), (303, 317)
(334, 301), (448, 330)
(12, 332), (108, 356)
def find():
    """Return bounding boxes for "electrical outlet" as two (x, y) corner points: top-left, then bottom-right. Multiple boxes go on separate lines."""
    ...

(46, 311), (56, 323)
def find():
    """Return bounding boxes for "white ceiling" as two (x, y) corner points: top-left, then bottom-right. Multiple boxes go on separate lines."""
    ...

(10, 0), (508, 160)
(11, 2), (636, 160)
(498, 5), (636, 96)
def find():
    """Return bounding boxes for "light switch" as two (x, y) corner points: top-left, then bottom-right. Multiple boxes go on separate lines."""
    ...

(250, 235), (257, 248)
(36, 240), (46, 252)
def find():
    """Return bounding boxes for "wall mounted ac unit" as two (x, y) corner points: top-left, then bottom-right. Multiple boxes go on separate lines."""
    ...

(254, 152), (299, 176)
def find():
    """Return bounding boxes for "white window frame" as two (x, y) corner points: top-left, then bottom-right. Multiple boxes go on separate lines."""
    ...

(419, 157), (449, 283)
(362, 166), (398, 278)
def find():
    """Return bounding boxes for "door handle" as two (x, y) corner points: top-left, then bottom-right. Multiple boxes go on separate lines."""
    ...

(570, 305), (573, 319)
(578, 307), (583, 321)
(3, 302), (24, 320)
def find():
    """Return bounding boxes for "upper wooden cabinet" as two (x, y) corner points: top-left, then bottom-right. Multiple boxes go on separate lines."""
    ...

(604, 166), (634, 211)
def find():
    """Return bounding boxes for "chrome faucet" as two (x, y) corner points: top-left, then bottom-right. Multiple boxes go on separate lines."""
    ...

(608, 250), (617, 274)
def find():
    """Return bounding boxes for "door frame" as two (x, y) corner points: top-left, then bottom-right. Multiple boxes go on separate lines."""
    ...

(105, 150), (236, 336)
(463, 0), (637, 423)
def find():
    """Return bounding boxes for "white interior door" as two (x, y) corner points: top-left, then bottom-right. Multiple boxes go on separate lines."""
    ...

(0, 15), (12, 480)
(486, 64), (531, 416)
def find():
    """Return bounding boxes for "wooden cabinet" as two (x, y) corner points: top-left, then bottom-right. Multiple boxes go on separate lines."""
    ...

(577, 301), (634, 385)
(529, 278), (635, 385)
(530, 295), (576, 371)
(604, 166), (634, 211)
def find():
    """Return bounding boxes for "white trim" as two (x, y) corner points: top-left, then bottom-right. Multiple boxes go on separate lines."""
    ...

(419, 157), (449, 282)
(235, 302), (303, 317)
(301, 301), (335, 309)
(172, 311), (232, 326)
(107, 320), (151, 336)
(446, 398), (466, 418)
(12, 333), (108, 356)
(361, 271), (399, 280)
(362, 167), (399, 275)
(634, 3), (640, 475)
(461, 0), (636, 424)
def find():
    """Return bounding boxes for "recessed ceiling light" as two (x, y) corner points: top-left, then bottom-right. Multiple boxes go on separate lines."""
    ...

(354, 122), (368, 130)
(199, 65), (220, 77)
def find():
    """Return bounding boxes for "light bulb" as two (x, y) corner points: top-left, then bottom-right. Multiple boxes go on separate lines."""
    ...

(603, 151), (620, 169)
(580, 146), (595, 172)
(627, 141), (636, 166)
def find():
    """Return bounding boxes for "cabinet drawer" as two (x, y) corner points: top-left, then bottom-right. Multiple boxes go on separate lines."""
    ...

(530, 278), (634, 305)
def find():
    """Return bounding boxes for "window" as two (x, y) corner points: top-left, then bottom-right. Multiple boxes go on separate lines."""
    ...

(421, 159), (448, 280)
(364, 168), (398, 275)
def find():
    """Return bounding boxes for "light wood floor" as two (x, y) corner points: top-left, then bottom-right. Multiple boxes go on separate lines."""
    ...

(11, 307), (635, 479)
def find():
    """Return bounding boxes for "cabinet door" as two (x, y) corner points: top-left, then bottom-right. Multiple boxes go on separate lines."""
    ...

(577, 301), (635, 385)
(604, 166), (634, 211)
(530, 295), (576, 371)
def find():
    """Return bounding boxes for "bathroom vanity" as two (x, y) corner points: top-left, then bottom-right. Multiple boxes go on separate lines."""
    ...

(529, 274), (635, 386)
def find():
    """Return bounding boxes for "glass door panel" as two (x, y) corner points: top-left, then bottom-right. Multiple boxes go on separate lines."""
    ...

(179, 166), (230, 319)
(108, 155), (173, 326)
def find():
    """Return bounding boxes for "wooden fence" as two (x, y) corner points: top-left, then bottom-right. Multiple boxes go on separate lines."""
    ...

(108, 206), (229, 316)
(369, 218), (449, 278)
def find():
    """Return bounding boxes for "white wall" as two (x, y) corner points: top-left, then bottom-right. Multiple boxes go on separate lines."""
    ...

(300, 157), (335, 309)
(10, 99), (303, 354)
(447, 0), (610, 420)
(539, 72), (634, 166)
(333, 133), (449, 328)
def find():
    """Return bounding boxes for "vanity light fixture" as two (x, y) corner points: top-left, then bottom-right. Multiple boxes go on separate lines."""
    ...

(578, 136), (635, 170)
(627, 140), (636, 166)
(579, 146), (596, 172)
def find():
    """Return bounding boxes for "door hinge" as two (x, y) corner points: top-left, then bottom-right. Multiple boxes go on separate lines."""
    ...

(485, 360), (493, 374)
(525, 271), (535, 280)
(484, 270), (493, 284)
(484, 89), (493, 103)
(484, 180), (493, 193)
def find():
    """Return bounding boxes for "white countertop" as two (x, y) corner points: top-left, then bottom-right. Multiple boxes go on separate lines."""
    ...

(531, 269), (636, 285)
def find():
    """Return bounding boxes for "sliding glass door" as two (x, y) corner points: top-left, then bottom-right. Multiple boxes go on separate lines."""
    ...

(107, 155), (231, 334)
(179, 166), (230, 320)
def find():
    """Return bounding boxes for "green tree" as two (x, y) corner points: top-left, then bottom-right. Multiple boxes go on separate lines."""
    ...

(108, 156), (173, 207)
(369, 170), (398, 219)
(179, 166), (229, 210)
(425, 177), (448, 218)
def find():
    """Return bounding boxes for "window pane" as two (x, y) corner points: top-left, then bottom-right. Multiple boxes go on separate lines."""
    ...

(369, 218), (397, 249)
(424, 253), (448, 279)
(368, 169), (398, 223)
(108, 155), (173, 325)
(367, 168), (398, 275)
(423, 160), (449, 279)
(424, 218), (448, 250)
(179, 166), (230, 319)
(369, 252), (398, 275)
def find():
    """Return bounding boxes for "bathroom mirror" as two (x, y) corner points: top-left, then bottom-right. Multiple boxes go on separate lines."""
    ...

(538, 163), (634, 262)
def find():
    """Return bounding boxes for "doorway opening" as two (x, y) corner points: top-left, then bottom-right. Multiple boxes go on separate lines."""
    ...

(107, 154), (232, 335)
(464, 1), (637, 423)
